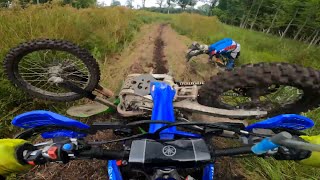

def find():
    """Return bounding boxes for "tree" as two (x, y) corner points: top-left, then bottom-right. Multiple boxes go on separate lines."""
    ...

(209, 0), (320, 46)
(142, 0), (146, 8)
(126, 0), (133, 8)
(111, 0), (121, 6)
(249, 0), (264, 30)
(197, 4), (210, 16)
(265, 0), (282, 34)
(189, 0), (196, 8)
(200, 0), (218, 16)
(156, 0), (164, 8)
(166, 0), (176, 13)
(72, 0), (96, 8)
(0, 0), (11, 7)
(177, 0), (188, 9)
(177, 0), (196, 10)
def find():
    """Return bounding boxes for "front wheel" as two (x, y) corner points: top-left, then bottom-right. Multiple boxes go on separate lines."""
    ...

(3, 39), (100, 102)
(198, 63), (320, 118)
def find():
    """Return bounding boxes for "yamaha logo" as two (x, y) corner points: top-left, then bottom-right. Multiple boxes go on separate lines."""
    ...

(162, 145), (177, 157)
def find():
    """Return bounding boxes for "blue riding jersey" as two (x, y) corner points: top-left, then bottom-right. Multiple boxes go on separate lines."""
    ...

(208, 38), (237, 56)
(208, 38), (240, 70)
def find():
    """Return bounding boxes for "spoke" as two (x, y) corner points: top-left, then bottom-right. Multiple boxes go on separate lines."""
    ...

(62, 60), (86, 70)
(38, 81), (50, 91)
(19, 66), (43, 74)
(20, 72), (48, 75)
(270, 86), (285, 99)
(264, 95), (279, 107)
(19, 67), (46, 70)
(42, 50), (50, 64)
(43, 83), (53, 92)
(71, 66), (89, 73)
(22, 74), (47, 79)
(28, 75), (46, 87)
(234, 96), (243, 106)
(65, 71), (89, 79)
(25, 79), (49, 82)
(65, 75), (89, 82)
(22, 58), (46, 69)
(68, 79), (87, 85)
(21, 73), (47, 77)
(37, 51), (42, 63)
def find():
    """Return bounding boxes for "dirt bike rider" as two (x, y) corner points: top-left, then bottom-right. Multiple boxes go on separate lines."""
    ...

(186, 38), (240, 71)
(1, 136), (320, 179)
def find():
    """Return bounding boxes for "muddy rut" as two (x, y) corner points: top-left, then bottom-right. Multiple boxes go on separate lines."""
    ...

(153, 24), (168, 74)
(20, 24), (245, 180)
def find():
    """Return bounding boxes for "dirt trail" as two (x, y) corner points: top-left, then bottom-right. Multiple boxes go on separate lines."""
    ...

(20, 24), (246, 180)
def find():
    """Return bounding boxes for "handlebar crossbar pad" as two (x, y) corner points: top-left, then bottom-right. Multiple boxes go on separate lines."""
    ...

(128, 139), (211, 168)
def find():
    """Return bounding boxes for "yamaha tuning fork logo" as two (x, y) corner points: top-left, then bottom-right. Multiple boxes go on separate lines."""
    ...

(162, 145), (177, 157)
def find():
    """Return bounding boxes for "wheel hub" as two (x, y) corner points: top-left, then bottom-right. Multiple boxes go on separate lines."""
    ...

(48, 65), (64, 84)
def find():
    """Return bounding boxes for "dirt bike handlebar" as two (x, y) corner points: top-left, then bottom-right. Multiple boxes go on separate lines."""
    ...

(22, 143), (252, 166)
(21, 131), (317, 167)
(77, 148), (129, 160)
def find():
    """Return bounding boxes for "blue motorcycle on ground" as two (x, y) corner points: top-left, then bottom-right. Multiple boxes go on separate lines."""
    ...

(12, 82), (320, 179)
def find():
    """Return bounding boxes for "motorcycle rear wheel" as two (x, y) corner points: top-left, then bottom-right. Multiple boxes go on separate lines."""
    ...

(198, 63), (320, 118)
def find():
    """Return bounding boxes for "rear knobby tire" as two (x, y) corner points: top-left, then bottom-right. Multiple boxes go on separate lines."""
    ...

(198, 63), (320, 118)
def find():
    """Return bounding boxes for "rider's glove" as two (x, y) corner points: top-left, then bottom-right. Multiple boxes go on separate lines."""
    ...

(298, 135), (320, 167)
(0, 139), (32, 177)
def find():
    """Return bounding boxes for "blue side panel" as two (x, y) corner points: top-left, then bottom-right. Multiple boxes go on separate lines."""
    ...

(246, 114), (314, 131)
(149, 82), (176, 139)
(12, 110), (89, 138)
(108, 160), (123, 180)
(202, 164), (214, 180)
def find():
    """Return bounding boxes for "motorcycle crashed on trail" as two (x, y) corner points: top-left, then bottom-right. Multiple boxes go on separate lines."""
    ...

(3, 39), (320, 119)
(3, 39), (320, 179)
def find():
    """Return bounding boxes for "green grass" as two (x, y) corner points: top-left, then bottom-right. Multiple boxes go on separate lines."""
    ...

(169, 13), (320, 180)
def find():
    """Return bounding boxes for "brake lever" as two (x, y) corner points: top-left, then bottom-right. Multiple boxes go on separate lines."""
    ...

(252, 132), (320, 155)
(271, 132), (320, 152)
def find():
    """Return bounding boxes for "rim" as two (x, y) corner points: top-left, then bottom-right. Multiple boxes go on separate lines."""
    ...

(16, 49), (91, 97)
(220, 85), (304, 111)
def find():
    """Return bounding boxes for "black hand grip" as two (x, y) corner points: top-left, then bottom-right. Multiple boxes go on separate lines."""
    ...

(78, 148), (129, 160)
(214, 146), (253, 157)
